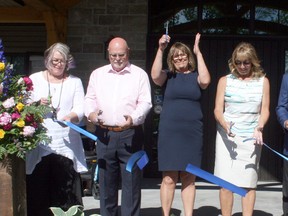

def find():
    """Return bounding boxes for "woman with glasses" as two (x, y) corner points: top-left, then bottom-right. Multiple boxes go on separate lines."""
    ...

(26, 42), (87, 216)
(151, 33), (211, 216)
(214, 42), (270, 216)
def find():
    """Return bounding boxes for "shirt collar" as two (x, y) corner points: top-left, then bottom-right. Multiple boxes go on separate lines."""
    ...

(109, 62), (131, 74)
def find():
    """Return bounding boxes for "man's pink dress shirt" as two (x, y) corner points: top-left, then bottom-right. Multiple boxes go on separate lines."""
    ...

(85, 63), (152, 126)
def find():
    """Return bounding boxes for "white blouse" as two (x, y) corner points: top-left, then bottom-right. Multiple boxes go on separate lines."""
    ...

(26, 71), (88, 174)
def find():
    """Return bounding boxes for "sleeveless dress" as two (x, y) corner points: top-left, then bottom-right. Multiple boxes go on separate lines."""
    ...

(214, 74), (264, 188)
(158, 71), (203, 171)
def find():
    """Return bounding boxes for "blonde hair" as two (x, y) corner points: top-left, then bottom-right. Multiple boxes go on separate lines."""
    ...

(228, 42), (265, 78)
(167, 42), (196, 73)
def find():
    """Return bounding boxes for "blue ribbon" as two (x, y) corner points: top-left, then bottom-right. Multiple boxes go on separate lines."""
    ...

(56, 120), (98, 141)
(185, 163), (247, 197)
(126, 150), (149, 172)
(243, 138), (288, 161)
(94, 164), (99, 182)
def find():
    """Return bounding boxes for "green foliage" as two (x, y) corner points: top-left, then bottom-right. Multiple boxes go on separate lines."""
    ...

(50, 205), (84, 216)
(50, 205), (100, 216)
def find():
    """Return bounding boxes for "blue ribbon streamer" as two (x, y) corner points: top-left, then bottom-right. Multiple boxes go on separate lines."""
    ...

(136, 152), (149, 170)
(243, 138), (288, 161)
(185, 164), (247, 197)
(126, 150), (149, 172)
(56, 120), (98, 141)
(94, 164), (99, 182)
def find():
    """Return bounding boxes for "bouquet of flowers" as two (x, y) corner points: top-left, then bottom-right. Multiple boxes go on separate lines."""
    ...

(0, 39), (51, 160)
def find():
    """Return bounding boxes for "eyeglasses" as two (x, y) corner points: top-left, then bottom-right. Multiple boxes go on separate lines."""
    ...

(235, 60), (251, 66)
(173, 53), (187, 60)
(51, 59), (66, 65)
(109, 53), (127, 59)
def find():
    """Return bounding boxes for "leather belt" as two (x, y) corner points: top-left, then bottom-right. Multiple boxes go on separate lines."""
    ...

(98, 124), (131, 132)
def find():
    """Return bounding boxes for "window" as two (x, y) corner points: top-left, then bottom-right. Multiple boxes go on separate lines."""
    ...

(6, 54), (28, 76)
(150, 1), (288, 35)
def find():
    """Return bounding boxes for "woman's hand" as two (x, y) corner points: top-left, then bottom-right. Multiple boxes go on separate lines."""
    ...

(61, 112), (79, 124)
(226, 121), (235, 137)
(193, 33), (201, 56)
(40, 97), (50, 105)
(159, 34), (170, 51)
(253, 127), (263, 145)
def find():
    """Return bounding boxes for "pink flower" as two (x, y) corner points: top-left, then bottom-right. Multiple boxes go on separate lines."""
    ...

(0, 112), (12, 125)
(22, 126), (35, 137)
(11, 112), (21, 120)
(2, 97), (15, 109)
(23, 77), (33, 91)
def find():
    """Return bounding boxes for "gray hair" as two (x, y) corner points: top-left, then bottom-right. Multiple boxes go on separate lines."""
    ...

(44, 42), (75, 71)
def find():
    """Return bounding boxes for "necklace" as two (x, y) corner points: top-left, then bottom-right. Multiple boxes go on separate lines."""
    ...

(46, 71), (64, 120)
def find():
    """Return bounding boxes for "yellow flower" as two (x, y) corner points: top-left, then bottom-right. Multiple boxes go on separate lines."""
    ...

(16, 103), (24, 112)
(16, 119), (25, 127)
(0, 62), (5, 71)
(0, 129), (5, 139)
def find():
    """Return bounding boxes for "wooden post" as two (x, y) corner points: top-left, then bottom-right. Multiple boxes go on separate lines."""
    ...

(0, 155), (27, 216)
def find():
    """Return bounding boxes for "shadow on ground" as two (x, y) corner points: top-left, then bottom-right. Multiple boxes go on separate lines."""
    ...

(194, 206), (221, 215)
(84, 208), (100, 215)
(233, 210), (273, 216)
(84, 207), (274, 216)
(84, 207), (181, 216)
(193, 207), (273, 216)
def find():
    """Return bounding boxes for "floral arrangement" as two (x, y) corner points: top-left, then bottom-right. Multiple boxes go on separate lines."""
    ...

(0, 39), (51, 160)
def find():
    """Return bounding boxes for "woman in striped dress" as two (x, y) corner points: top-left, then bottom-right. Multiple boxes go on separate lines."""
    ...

(214, 42), (270, 216)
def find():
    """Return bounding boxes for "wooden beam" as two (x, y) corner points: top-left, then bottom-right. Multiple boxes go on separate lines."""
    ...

(43, 10), (67, 46)
(23, 0), (52, 11)
(0, 7), (43, 23)
(24, 0), (81, 13)
(0, 0), (81, 45)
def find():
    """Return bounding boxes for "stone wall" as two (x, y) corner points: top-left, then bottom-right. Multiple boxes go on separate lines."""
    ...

(67, 0), (148, 89)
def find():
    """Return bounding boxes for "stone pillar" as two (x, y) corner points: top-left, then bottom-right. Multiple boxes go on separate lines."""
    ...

(0, 155), (27, 216)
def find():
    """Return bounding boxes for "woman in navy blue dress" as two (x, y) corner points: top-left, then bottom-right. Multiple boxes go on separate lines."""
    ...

(151, 33), (211, 216)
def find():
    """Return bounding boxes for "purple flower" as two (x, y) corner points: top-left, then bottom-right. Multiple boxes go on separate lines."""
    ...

(1, 64), (12, 98)
(0, 39), (6, 63)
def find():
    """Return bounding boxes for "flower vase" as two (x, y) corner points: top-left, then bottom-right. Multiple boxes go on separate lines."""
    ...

(0, 155), (27, 216)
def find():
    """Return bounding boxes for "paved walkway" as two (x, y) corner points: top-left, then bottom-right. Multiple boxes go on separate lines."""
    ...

(83, 178), (283, 216)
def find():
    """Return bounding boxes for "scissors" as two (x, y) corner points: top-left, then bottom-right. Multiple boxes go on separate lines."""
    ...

(164, 21), (169, 41)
